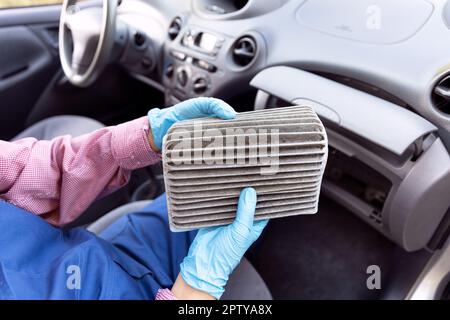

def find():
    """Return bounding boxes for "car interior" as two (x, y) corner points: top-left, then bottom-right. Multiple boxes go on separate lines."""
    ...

(1, 0), (450, 300)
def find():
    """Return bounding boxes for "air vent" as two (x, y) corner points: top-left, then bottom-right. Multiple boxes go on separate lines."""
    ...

(232, 36), (257, 67)
(432, 75), (450, 114)
(168, 17), (182, 41)
(200, 0), (249, 15)
(163, 106), (328, 231)
(205, 4), (227, 14)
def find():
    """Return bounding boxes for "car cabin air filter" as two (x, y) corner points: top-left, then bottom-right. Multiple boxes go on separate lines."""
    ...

(163, 105), (328, 231)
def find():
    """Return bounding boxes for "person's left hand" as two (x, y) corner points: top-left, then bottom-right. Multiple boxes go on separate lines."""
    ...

(177, 187), (268, 299)
(147, 97), (236, 151)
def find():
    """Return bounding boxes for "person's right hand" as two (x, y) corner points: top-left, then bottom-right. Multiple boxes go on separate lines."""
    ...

(178, 187), (268, 299)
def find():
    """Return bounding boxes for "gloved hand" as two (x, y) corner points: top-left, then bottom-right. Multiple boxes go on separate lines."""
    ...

(179, 187), (268, 299)
(147, 97), (236, 150)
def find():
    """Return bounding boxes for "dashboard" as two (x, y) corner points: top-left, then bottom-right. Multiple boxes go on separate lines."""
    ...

(117, 0), (450, 134)
(113, 0), (450, 253)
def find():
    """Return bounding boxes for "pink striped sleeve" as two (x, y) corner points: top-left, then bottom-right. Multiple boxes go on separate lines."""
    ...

(155, 288), (177, 300)
(0, 116), (161, 226)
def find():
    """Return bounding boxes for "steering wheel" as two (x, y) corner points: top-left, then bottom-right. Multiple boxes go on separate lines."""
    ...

(59, 0), (117, 87)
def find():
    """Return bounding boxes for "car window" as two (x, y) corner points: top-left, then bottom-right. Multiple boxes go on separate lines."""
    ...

(0, 0), (62, 9)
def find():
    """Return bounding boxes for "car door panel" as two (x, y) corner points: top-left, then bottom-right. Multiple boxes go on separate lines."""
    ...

(0, 6), (60, 140)
(0, 5), (60, 27)
(0, 4), (164, 140)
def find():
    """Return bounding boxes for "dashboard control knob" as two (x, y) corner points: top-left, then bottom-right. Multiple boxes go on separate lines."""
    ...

(193, 77), (208, 95)
(193, 59), (217, 73)
(134, 32), (146, 47)
(141, 57), (152, 70)
(165, 64), (174, 79)
(177, 68), (188, 86)
(170, 50), (187, 61)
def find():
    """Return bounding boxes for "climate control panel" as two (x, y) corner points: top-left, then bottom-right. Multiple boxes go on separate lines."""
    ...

(162, 18), (266, 105)
(163, 48), (217, 101)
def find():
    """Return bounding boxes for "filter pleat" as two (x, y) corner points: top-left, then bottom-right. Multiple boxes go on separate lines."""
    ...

(172, 197), (317, 216)
(164, 160), (325, 171)
(170, 188), (320, 206)
(169, 183), (321, 200)
(170, 176), (321, 193)
(169, 170), (321, 186)
(166, 163), (324, 178)
(171, 207), (317, 229)
(171, 193), (317, 210)
(165, 145), (326, 165)
(172, 203), (317, 223)
(166, 132), (326, 146)
(166, 122), (323, 138)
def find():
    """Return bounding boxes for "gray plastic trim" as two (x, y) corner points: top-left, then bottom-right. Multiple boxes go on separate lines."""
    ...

(0, 5), (61, 27)
(389, 138), (450, 251)
(250, 66), (437, 156)
(407, 236), (450, 299)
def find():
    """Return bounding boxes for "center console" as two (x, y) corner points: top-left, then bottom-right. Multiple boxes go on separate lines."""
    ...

(162, 16), (266, 105)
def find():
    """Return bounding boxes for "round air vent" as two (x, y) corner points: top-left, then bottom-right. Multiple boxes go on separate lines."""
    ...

(432, 75), (450, 114)
(232, 36), (257, 67)
(203, 0), (248, 15)
(168, 17), (182, 41)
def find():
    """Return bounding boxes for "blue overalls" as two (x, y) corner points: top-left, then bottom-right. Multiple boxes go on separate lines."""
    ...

(0, 194), (196, 299)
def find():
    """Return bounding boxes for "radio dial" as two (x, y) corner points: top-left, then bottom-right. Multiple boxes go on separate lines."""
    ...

(177, 68), (188, 87)
(193, 77), (208, 95)
(165, 64), (174, 79)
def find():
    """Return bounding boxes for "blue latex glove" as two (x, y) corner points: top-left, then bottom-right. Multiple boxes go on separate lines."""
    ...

(180, 187), (268, 299)
(147, 97), (236, 150)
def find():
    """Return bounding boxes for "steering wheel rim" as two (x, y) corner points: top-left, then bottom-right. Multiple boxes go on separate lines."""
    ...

(59, 0), (117, 87)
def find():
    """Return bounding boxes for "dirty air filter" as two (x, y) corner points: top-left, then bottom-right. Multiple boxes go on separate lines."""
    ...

(163, 105), (328, 231)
